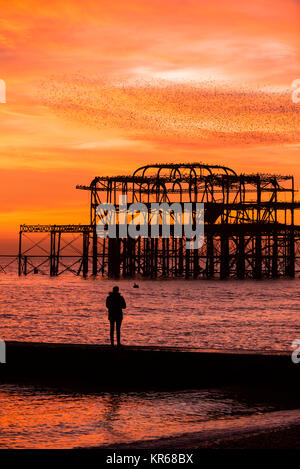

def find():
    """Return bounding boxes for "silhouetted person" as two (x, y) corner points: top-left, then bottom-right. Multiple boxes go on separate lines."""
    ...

(106, 286), (126, 346)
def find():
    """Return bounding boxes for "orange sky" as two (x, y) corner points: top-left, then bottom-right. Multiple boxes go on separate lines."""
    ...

(0, 0), (299, 250)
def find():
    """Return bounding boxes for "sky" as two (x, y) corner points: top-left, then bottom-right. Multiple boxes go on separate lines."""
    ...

(0, 0), (299, 250)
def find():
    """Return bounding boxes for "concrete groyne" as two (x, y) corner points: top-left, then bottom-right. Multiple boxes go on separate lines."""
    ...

(0, 341), (298, 390)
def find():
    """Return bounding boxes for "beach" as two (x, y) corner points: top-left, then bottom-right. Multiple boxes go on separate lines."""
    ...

(96, 409), (300, 449)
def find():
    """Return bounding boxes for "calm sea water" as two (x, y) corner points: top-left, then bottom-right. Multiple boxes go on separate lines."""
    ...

(0, 384), (278, 449)
(0, 275), (299, 448)
(0, 275), (299, 351)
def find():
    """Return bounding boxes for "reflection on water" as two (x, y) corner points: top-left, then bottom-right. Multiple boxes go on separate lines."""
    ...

(0, 276), (299, 351)
(0, 277), (299, 448)
(0, 384), (274, 449)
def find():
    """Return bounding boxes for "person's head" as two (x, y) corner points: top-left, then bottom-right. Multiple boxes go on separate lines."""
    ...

(112, 286), (119, 294)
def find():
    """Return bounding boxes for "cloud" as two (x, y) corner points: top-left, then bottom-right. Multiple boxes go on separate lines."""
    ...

(72, 138), (147, 150)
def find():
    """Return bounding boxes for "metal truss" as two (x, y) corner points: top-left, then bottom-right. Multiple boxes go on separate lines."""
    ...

(15, 163), (300, 278)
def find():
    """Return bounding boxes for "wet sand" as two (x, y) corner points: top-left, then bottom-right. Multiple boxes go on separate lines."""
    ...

(94, 409), (300, 449)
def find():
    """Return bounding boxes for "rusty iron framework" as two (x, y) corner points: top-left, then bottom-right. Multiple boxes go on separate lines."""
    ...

(16, 163), (300, 278)
(16, 225), (93, 277)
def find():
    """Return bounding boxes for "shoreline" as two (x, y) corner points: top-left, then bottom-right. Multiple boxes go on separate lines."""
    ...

(91, 409), (300, 450)
(1, 341), (297, 391)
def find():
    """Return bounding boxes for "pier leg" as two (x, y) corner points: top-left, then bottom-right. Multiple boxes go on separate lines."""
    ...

(144, 238), (150, 276)
(220, 234), (229, 279)
(254, 234), (262, 279)
(154, 238), (158, 278)
(108, 238), (120, 278)
(18, 231), (22, 276)
(286, 229), (295, 277)
(206, 234), (214, 278)
(101, 238), (106, 276)
(50, 231), (56, 277)
(82, 231), (89, 278)
(166, 238), (170, 277)
(130, 238), (136, 277)
(272, 234), (278, 278)
(193, 246), (199, 278)
(92, 226), (98, 276)
(173, 237), (178, 276)
(55, 231), (61, 276)
(185, 246), (190, 279)
(237, 235), (245, 279)
(162, 238), (166, 276)
(178, 238), (184, 276)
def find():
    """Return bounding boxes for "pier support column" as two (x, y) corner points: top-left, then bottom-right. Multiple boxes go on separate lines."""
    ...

(144, 238), (150, 276)
(150, 238), (158, 278)
(55, 232), (61, 276)
(236, 235), (245, 279)
(185, 246), (190, 279)
(166, 238), (170, 277)
(162, 238), (166, 276)
(173, 237), (177, 276)
(286, 229), (295, 278)
(178, 238), (184, 276)
(82, 231), (89, 278)
(50, 230), (56, 277)
(254, 234), (262, 279)
(108, 238), (121, 278)
(220, 235), (229, 279)
(193, 247), (199, 279)
(18, 230), (22, 276)
(92, 226), (98, 276)
(272, 234), (278, 278)
(206, 234), (214, 278)
(128, 237), (136, 277)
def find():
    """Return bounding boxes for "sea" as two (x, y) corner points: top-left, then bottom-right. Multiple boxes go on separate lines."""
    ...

(0, 274), (299, 448)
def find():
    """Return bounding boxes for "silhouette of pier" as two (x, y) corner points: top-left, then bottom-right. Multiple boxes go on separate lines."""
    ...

(11, 163), (300, 278)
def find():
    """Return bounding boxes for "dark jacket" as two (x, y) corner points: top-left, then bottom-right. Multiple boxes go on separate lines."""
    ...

(106, 292), (126, 321)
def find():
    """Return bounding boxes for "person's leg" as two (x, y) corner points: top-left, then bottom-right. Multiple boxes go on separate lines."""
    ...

(116, 319), (122, 345)
(110, 320), (115, 346)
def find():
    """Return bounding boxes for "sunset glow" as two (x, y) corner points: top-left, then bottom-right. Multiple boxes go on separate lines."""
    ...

(1, 0), (299, 250)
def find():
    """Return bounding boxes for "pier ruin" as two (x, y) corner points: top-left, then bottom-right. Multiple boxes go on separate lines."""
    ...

(12, 163), (300, 278)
